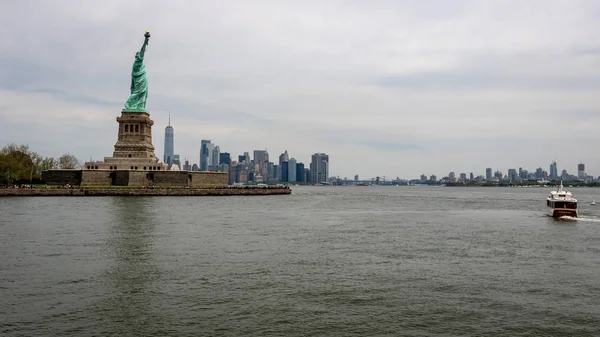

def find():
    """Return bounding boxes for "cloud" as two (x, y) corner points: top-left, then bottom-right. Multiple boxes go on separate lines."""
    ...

(376, 51), (600, 91)
(1, 0), (600, 178)
(377, 67), (600, 92)
(355, 141), (422, 152)
(318, 133), (423, 152)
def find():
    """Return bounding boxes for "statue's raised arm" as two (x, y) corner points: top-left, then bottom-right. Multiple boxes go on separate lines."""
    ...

(123, 31), (151, 112)
(139, 31), (150, 60)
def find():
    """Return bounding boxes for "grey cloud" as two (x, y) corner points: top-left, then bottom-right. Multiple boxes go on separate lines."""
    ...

(2, 0), (600, 178)
(376, 53), (600, 91)
(576, 47), (600, 56)
(19, 88), (119, 107)
(314, 128), (424, 152)
(354, 140), (422, 152)
(540, 109), (599, 119)
(377, 71), (600, 91)
(0, 56), (125, 100)
(149, 94), (277, 127)
(0, 58), (61, 89)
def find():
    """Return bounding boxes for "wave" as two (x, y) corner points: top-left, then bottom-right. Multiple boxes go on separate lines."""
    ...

(559, 216), (600, 222)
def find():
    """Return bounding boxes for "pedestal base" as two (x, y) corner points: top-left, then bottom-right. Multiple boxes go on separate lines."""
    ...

(82, 109), (167, 172)
(113, 111), (156, 159)
(122, 108), (148, 113)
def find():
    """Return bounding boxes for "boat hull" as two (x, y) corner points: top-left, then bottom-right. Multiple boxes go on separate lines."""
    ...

(547, 207), (578, 217)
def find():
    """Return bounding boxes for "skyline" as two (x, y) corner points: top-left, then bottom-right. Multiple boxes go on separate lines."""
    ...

(163, 118), (594, 181)
(2, 1), (600, 178)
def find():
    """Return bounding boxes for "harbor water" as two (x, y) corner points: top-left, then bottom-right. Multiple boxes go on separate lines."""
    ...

(1, 186), (599, 336)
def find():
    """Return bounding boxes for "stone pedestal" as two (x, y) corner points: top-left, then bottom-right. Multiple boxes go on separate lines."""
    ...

(113, 111), (156, 159)
(83, 110), (168, 173)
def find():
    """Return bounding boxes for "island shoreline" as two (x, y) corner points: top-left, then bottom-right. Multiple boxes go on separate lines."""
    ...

(0, 187), (292, 197)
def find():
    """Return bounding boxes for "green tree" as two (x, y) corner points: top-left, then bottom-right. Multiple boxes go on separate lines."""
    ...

(0, 144), (80, 185)
(0, 144), (34, 185)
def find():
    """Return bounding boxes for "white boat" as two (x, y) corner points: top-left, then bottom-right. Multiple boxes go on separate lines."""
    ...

(546, 181), (578, 217)
(591, 201), (596, 205)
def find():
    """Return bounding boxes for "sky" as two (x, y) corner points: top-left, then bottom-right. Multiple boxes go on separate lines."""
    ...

(1, 0), (600, 179)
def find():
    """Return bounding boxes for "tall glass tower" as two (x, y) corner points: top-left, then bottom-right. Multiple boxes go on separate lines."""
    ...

(163, 114), (174, 167)
(310, 153), (329, 184)
(550, 161), (558, 180)
(200, 140), (213, 171)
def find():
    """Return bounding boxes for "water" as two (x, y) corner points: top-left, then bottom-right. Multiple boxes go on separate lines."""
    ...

(1, 186), (600, 336)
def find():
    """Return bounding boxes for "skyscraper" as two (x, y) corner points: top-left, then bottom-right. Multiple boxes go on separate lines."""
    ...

(494, 170), (503, 180)
(268, 162), (275, 181)
(219, 152), (231, 165)
(279, 150), (289, 165)
(163, 115), (174, 167)
(288, 158), (297, 183)
(253, 150), (268, 164)
(296, 162), (305, 182)
(550, 161), (558, 180)
(274, 164), (280, 180)
(172, 154), (181, 169)
(485, 168), (492, 180)
(508, 169), (518, 182)
(279, 150), (289, 182)
(238, 153), (249, 164)
(578, 163), (585, 179)
(211, 146), (220, 171)
(310, 153), (329, 184)
(281, 162), (289, 182)
(200, 140), (212, 171)
(519, 168), (528, 180)
(535, 167), (543, 180)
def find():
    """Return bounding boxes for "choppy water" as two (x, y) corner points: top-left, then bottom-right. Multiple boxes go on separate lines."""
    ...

(1, 186), (600, 336)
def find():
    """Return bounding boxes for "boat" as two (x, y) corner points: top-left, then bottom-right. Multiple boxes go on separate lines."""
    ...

(591, 201), (596, 205)
(546, 181), (578, 217)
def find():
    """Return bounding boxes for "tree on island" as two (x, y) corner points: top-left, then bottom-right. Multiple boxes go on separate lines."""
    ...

(0, 144), (33, 185)
(41, 157), (59, 171)
(0, 144), (75, 185)
(58, 153), (81, 169)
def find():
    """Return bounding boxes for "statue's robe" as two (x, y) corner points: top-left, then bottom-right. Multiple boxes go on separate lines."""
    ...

(124, 53), (148, 110)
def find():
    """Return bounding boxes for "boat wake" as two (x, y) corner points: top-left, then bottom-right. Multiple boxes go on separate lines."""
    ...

(558, 216), (600, 222)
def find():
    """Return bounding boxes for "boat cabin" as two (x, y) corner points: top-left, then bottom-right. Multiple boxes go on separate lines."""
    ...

(546, 199), (577, 209)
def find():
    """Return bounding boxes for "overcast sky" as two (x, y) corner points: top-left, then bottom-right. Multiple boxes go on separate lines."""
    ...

(1, 0), (600, 179)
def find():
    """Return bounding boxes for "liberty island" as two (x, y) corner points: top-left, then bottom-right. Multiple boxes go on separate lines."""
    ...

(0, 31), (290, 196)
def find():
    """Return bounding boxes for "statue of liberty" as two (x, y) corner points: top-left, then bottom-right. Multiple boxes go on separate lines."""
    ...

(124, 31), (151, 112)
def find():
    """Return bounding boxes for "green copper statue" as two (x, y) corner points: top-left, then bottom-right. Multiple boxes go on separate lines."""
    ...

(124, 31), (151, 112)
